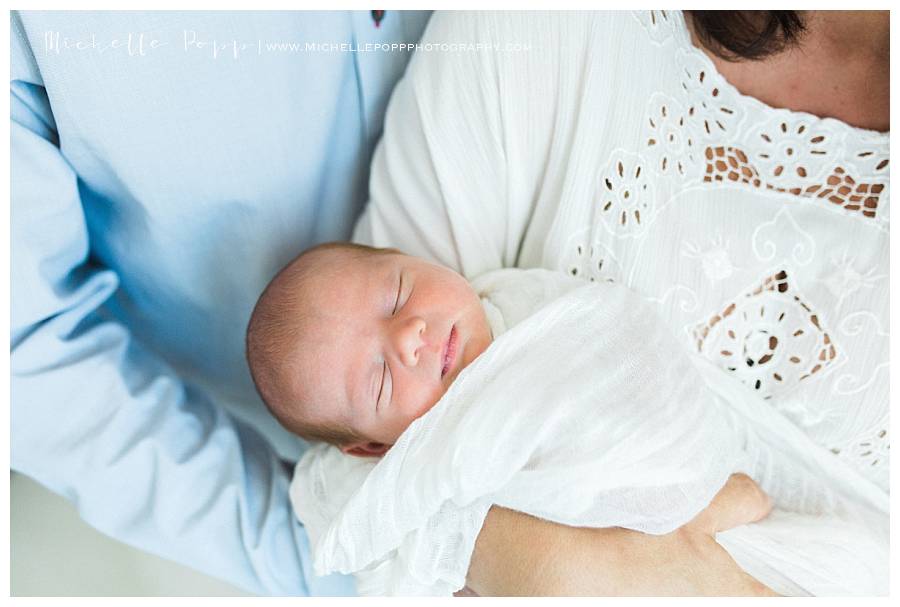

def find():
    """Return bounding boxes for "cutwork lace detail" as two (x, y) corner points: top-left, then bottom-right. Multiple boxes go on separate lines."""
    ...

(678, 42), (890, 224)
(562, 230), (621, 283)
(619, 11), (890, 487)
(632, 10), (675, 45)
(748, 118), (837, 188)
(831, 429), (889, 472)
(643, 93), (702, 182)
(678, 50), (745, 143)
(692, 270), (839, 401)
(703, 147), (887, 219)
(595, 151), (654, 237)
(630, 12), (890, 229)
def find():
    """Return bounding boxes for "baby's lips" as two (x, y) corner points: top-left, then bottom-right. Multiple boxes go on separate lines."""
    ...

(440, 329), (449, 378)
(441, 324), (458, 379)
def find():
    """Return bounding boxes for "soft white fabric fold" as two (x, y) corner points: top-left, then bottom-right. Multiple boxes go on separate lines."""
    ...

(291, 269), (887, 596)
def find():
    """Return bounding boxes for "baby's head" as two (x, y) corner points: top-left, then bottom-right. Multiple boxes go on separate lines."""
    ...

(246, 242), (492, 457)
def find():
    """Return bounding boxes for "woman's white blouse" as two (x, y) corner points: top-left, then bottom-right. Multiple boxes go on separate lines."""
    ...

(355, 11), (889, 492)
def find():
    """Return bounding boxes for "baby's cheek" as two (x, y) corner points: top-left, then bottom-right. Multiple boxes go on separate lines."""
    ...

(413, 384), (445, 420)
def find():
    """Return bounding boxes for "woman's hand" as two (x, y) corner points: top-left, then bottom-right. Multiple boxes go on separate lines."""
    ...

(466, 473), (777, 596)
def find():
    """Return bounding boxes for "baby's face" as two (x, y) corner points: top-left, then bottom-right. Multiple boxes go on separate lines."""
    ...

(293, 249), (492, 456)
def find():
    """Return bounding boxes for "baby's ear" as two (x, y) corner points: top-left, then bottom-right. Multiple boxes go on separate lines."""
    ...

(340, 441), (390, 458)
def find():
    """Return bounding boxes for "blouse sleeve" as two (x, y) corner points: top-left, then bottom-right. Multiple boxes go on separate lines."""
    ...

(353, 12), (562, 278)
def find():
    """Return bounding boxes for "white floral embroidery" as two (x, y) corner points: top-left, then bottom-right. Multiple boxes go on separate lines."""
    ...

(692, 270), (839, 400)
(832, 311), (889, 396)
(747, 117), (840, 189)
(682, 234), (737, 282)
(631, 10), (677, 45)
(561, 230), (623, 283)
(642, 93), (703, 183)
(604, 10), (891, 489)
(751, 207), (816, 267)
(831, 428), (889, 476)
(819, 248), (887, 311)
(837, 310), (889, 339)
(667, 14), (889, 232)
(595, 150), (655, 238)
(677, 49), (745, 143)
(646, 283), (701, 316)
(850, 132), (890, 177)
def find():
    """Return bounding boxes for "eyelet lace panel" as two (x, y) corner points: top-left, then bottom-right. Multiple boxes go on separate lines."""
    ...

(831, 429), (889, 474)
(678, 50), (746, 143)
(702, 147), (887, 220)
(643, 93), (703, 182)
(561, 229), (621, 283)
(639, 80), (888, 228)
(692, 270), (839, 401)
(596, 11), (890, 487)
(630, 14), (891, 229)
(748, 118), (839, 188)
(595, 150), (654, 237)
(632, 10), (675, 45)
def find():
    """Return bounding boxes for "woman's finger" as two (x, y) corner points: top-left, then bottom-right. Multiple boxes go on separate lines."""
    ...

(689, 473), (773, 535)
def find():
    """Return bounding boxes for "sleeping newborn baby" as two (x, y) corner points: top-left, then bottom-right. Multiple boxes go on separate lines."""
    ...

(245, 241), (494, 457)
(246, 241), (887, 597)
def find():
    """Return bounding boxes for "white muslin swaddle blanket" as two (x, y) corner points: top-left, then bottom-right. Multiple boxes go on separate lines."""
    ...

(290, 269), (888, 596)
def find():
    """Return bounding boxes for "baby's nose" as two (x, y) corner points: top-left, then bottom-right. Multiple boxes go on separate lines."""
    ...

(394, 317), (426, 367)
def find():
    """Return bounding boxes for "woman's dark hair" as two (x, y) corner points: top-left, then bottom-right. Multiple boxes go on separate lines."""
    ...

(688, 11), (806, 62)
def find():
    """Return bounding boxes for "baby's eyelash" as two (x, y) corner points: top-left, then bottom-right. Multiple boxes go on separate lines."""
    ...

(379, 272), (401, 409)
(392, 273), (403, 315)
(376, 361), (386, 406)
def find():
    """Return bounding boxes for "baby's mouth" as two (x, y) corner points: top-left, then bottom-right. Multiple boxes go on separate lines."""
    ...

(441, 324), (458, 379)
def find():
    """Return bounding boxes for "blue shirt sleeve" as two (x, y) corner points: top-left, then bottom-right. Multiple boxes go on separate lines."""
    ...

(9, 15), (354, 597)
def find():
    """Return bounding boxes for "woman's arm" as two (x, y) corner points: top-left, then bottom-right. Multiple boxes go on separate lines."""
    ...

(468, 474), (777, 596)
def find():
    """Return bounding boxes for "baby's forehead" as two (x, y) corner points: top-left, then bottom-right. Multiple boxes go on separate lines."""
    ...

(289, 262), (378, 352)
(289, 314), (361, 423)
(282, 252), (357, 303)
(285, 245), (399, 347)
(301, 246), (386, 282)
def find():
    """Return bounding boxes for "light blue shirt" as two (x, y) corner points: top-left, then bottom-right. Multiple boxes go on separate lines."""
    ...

(10, 10), (430, 596)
